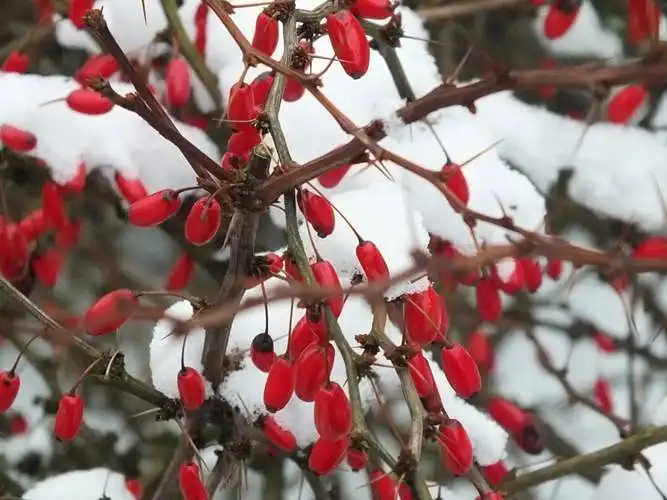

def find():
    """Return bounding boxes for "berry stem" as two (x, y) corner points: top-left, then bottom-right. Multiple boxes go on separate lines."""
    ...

(69, 356), (104, 394)
(9, 332), (43, 374)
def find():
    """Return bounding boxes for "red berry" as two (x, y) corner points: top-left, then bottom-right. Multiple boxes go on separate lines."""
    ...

(128, 190), (181, 227)
(83, 288), (137, 335)
(593, 332), (616, 353)
(351, 0), (393, 19)
(477, 493), (505, 500)
(318, 163), (352, 188)
(62, 162), (87, 194)
(0, 125), (37, 152)
(251, 332), (276, 373)
(633, 236), (667, 259)
(326, 10), (370, 79)
(166, 57), (191, 108)
(244, 252), (284, 289)
(284, 251), (304, 282)
(227, 127), (261, 157)
(314, 381), (352, 440)
(2, 51), (30, 73)
(517, 257), (542, 293)
(311, 260), (344, 317)
(486, 396), (544, 454)
(32, 247), (64, 288)
(288, 315), (326, 361)
(482, 461), (508, 486)
(370, 470), (398, 499)
(66, 87), (114, 115)
(9, 413), (28, 435)
(75, 54), (119, 84)
(264, 357), (294, 412)
(194, 4), (209, 55)
(185, 197), (222, 246)
(466, 330), (494, 373)
(545, 258), (563, 280)
(250, 71), (274, 108)
(346, 447), (367, 471)
(221, 151), (247, 171)
(0, 224), (29, 280)
(441, 162), (469, 206)
(627, 0), (660, 44)
(55, 219), (81, 249)
(42, 181), (68, 228)
(0, 370), (20, 413)
(260, 415), (297, 452)
(437, 419), (473, 475)
(115, 173), (148, 204)
(19, 209), (52, 243)
(403, 286), (445, 345)
(179, 461), (209, 500)
(594, 378), (613, 413)
(284, 77), (305, 102)
(544, 1), (581, 39)
(125, 478), (143, 499)
(308, 435), (348, 475)
(33, 0), (55, 24)
(476, 277), (502, 322)
(227, 83), (256, 131)
(69, 0), (94, 29)
(407, 348), (436, 398)
(177, 367), (206, 411)
(440, 343), (481, 398)
(297, 189), (335, 238)
(607, 84), (648, 124)
(356, 240), (389, 282)
(166, 254), (194, 291)
(54, 392), (84, 441)
(294, 343), (334, 402)
(252, 12), (279, 57)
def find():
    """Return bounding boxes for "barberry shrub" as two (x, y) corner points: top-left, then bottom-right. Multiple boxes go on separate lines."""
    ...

(2, 0), (667, 499)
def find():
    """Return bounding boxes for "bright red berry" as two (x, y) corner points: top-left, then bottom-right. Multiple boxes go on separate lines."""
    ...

(2, 51), (30, 73)
(68, 0), (94, 29)
(227, 83), (256, 131)
(308, 435), (348, 475)
(356, 240), (389, 282)
(227, 128), (262, 157)
(185, 197), (222, 246)
(115, 173), (148, 204)
(284, 77), (305, 102)
(437, 419), (473, 475)
(594, 378), (613, 413)
(545, 258), (563, 280)
(260, 415), (297, 452)
(593, 332), (616, 353)
(252, 12), (279, 57)
(294, 342), (334, 402)
(54, 392), (84, 441)
(250, 71), (274, 108)
(407, 348), (436, 398)
(633, 236), (667, 259)
(466, 330), (495, 373)
(9, 413), (28, 435)
(0, 125), (37, 152)
(544, 0), (581, 39)
(177, 367), (206, 411)
(370, 470), (398, 499)
(128, 190), (181, 227)
(166, 57), (192, 108)
(32, 247), (64, 288)
(251, 332), (276, 373)
(476, 277), (502, 322)
(607, 84), (648, 124)
(440, 343), (482, 398)
(298, 189), (335, 238)
(627, 0), (660, 44)
(62, 162), (87, 194)
(125, 478), (143, 499)
(19, 209), (51, 243)
(326, 10), (370, 79)
(314, 381), (352, 440)
(311, 260), (344, 317)
(83, 288), (137, 335)
(42, 182), (68, 228)
(0, 370), (20, 413)
(441, 162), (469, 206)
(264, 357), (295, 412)
(318, 163), (352, 188)
(179, 461), (209, 500)
(351, 0), (393, 19)
(403, 286), (445, 345)
(166, 254), (194, 291)
(346, 447), (367, 471)
(288, 315), (326, 361)
(66, 87), (114, 115)
(75, 54), (119, 84)
(482, 461), (508, 486)
(486, 396), (544, 454)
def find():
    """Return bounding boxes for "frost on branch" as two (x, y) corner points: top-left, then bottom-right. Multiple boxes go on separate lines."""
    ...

(23, 467), (135, 500)
(0, 72), (218, 193)
(149, 299), (213, 398)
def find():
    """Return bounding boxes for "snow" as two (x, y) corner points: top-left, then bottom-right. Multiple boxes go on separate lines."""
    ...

(23, 467), (135, 500)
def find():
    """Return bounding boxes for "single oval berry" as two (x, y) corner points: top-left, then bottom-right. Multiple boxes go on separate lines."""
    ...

(260, 415), (297, 452)
(54, 392), (84, 441)
(318, 163), (352, 188)
(125, 478), (143, 499)
(356, 240), (389, 282)
(185, 197), (222, 246)
(115, 173), (148, 204)
(545, 257), (563, 280)
(298, 190), (335, 238)
(476, 277), (502, 322)
(517, 258), (542, 293)
(311, 260), (344, 317)
(178, 461), (209, 500)
(251, 332), (276, 373)
(177, 367), (206, 411)
(166, 57), (192, 108)
(2, 51), (30, 73)
(0, 370), (20, 413)
(166, 254), (194, 291)
(18, 209), (51, 243)
(9, 413), (28, 435)
(294, 343), (334, 402)
(227, 127), (261, 157)
(128, 190), (181, 227)
(543, 1), (581, 40)
(308, 435), (348, 475)
(264, 357), (294, 412)
(252, 12), (279, 57)
(0, 224), (29, 280)
(250, 71), (274, 108)
(66, 87), (114, 115)
(75, 54), (119, 84)
(627, 0), (660, 44)
(607, 84), (648, 124)
(227, 83), (256, 131)
(83, 288), (137, 335)
(407, 348), (436, 398)
(0, 125), (37, 152)
(62, 162), (87, 194)
(284, 77), (306, 102)
(482, 461), (508, 486)
(32, 247), (64, 288)
(594, 378), (613, 413)
(69, 0), (94, 29)
(466, 330), (495, 373)
(288, 315), (326, 361)
(42, 181), (68, 228)
(370, 470), (397, 499)
(441, 162), (469, 206)
(351, 0), (393, 19)
(486, 396), (545, 454)
(437, 419), (473, 475)
(314, 382), (352, 440)
(346, 447), (367, 471)
(326, 10), (370, 79)
(403, 286), (445, 346)
(440, 343), (482, 399)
